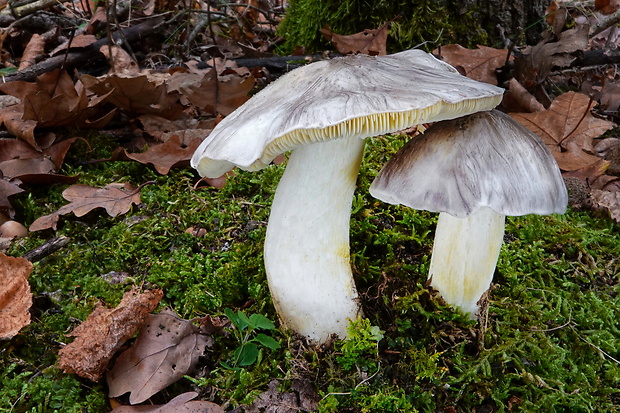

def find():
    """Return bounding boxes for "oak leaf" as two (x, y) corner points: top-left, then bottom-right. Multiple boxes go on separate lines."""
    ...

(0, 179), (25, 218)
(510, 92), (616, 171)
(435, 44), (512, 85)
(29, 182), (145, 231)
(320, 22), (389, 56)
(80, 73), (185, 118)
(589, 189), (620, 223)
(246, 379), (320, 413)
(107, 309), (213, 404)
(111, 392), (224, 412)
(0, 253), (33, 340)
(57, 288), (163, 382)
(112, 134), (203, 174)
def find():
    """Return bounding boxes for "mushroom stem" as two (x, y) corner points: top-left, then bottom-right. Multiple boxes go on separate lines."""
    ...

(428, 206), (506, 317)
(264, 136), (365, 343)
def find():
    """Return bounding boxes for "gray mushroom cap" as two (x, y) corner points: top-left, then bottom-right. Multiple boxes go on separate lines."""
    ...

(191, 49), (504, 178)
(370, 110), (568, 218)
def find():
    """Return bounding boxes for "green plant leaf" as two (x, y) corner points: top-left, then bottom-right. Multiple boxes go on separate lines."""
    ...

(253, 333), (280, 350)
(237, 311), (253, 330)
(224, 308), (247, 330)
(236, 342), (259, 366)
(249, 313), (276, 330)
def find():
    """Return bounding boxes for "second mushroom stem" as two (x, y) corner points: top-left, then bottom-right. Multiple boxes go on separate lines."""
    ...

(428, 207), (506, 317)
(263, 136), (366, 343)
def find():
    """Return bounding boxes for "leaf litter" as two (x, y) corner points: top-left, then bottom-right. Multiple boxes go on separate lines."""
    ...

(107, 309), (213, 405)
(57, 287), (163, 382)
(0, 253), (33, 340)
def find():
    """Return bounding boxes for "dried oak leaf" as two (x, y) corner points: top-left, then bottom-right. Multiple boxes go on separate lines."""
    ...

(0, 70), (113, 148)
(434, 44), (513, 85)
(589, 189), (620, 223)
(111, 391), (224, 413)
(515, 23), (589, 85)
(243, 379), (320, 413)
(166, 69), (255, 116)
(137, 114), (214, 142)
(320, 23), (388, 56)
(107, 309), (213, 405)
(0, 179), (24, 218)
(57, 288), (163, 382)
(29, 182), (145, 231)
(80, 73), (185, 118)
(510, 92), (616, 171)
(19, 33), (45, 71)
(0, 253), (33, 340)
(112, 134), (203, 174)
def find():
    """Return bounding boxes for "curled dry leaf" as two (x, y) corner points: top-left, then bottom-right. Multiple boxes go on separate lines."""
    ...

(112, 134), (204, 174)
(0, 179), (25, 218)
(29, 182), (145, 231)
(320, 23), (389, 56)
(589, 189), (620, 223)
(107, 309), (213, 404)
(510, 92), (616, 171)
(57, 288), (163, 382)
(110, 391), (224, 413)
(435, 44), (513, 85)
(80, 73), (185, 118)
(19, 33), (45, 71)
(0, 253), (33, 340)
(246, 379), (320, 413)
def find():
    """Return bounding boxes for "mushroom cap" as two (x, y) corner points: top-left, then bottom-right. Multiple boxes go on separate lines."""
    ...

(191, 49), (504, 178)
(369, 110), (568, 217)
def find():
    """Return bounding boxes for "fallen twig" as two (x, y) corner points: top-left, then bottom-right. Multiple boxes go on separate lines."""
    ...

(22, 235), (70, 262)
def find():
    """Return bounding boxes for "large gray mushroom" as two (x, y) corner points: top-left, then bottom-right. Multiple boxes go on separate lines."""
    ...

(191, 50), (504, 343)
(370, 110), (568, 316)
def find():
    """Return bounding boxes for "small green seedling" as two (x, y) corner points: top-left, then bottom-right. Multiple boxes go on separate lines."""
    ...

(222, 308), (280, 369)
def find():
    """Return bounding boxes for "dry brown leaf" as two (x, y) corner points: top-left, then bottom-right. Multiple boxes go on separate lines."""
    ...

(166, 69), (255, 116)
(111, 391), (224, 412)
(435, 44), (512, 85)
(112, 134), (203, 174)
(562, 158), (610, 186)
(503, 78), (545, 113)
(81, 73), (185, 118)
(589, 189), (620, 223)
(246, 379), (320, 413)
(50, 34), (98, 56)
(0, 70), (113, 147)
(0, 253), (33, 340)
(19, 33), (45, 71)
(0, 106), (38, 148)
(57, 288), (163, 382)
(320, 23), (389, 56)
(515, 23), (590, 85)
(107, 309), (212, 404)
(29, 182), (144, 231)
(510, 92), (616, 171)
(101, 45), (140, 74)
(0, 179), (24, 218)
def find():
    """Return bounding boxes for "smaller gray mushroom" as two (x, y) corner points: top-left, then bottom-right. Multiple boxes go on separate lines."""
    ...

(370, 110), (568, 316)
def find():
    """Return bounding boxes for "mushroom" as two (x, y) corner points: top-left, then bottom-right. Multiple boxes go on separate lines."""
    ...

(370, 110), (568, 317)
(191, 50), (504, 343)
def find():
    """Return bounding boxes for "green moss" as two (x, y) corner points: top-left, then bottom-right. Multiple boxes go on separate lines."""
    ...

(277, 0), (489, 54)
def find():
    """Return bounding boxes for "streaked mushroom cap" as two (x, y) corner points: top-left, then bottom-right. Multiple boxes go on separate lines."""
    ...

(370, 110), (568, 217)
(191, 49), (504, 178)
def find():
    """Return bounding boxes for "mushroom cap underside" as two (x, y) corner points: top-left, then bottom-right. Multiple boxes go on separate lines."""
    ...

(369, 110), (568, 217)
(191, 49), (504, 178)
